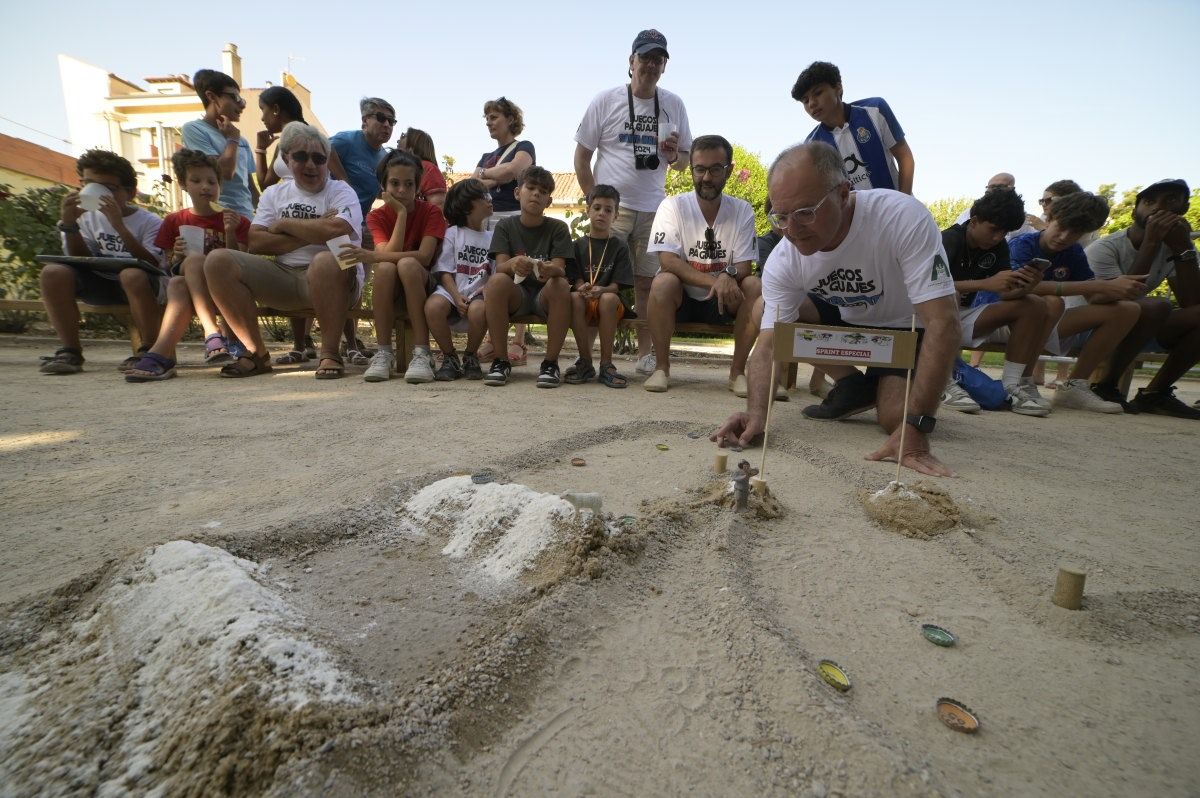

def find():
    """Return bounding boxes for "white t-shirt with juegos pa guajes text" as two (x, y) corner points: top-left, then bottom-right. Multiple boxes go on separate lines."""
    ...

(761, 189), (956, 330)
(251, 179), (362, 272)
(61, 208), (164, 280)
(647, 193), (756, 301)
(434, 226), (494, 299)
(574, 85), (693, 213)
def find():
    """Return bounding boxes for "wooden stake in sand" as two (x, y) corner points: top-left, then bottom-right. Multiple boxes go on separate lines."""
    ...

(756, 307), (782, 492)
(1052, 565), (1087, 610)
(892, 314), (918, 485)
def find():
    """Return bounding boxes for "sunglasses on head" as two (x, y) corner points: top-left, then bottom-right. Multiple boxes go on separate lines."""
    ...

(705, 227), (716, 246)
(367, 112), (396, 126)
(288, 151), (328, 165)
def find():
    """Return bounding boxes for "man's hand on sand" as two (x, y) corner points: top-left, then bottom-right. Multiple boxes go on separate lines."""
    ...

(712, 412), (764, 449)
(866, 427), (957, 477)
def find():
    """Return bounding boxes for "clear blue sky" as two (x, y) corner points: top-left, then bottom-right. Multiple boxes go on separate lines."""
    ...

(4, 0), (1198, 211)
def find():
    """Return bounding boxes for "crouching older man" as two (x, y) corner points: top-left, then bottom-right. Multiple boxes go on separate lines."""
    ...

(205, 122), (363, 378)
(714, 142), (962, 477)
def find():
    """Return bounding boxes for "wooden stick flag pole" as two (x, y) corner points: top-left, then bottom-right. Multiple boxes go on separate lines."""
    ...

(758, 306), (782, 482)
(894, 313), (917, 484)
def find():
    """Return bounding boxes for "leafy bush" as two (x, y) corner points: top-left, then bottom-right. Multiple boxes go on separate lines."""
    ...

(0, 182), (70, 299)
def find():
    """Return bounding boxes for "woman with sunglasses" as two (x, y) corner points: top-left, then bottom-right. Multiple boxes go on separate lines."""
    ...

(473, 97), (536, 364)
(204, 122), (365, 380)
(397, 127), (447, 208)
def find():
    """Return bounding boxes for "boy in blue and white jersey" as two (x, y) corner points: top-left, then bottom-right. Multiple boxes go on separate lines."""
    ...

(792, 61), (914, 195)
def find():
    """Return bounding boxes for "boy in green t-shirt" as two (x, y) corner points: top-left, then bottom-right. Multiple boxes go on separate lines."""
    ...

(566, 185), (633, 387)
(484, 166), (574, 387)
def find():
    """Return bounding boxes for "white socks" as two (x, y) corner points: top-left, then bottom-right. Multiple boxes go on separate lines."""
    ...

(1001, 360), (1026, 390)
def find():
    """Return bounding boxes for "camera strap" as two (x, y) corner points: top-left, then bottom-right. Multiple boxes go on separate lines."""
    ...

(626, 84), (660, 149)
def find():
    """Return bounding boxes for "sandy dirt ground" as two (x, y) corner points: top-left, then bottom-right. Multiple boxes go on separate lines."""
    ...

(1, 336), (1197, 797)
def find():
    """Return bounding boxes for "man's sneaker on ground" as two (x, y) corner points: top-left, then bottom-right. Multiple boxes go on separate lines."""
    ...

(1090, 382), (1138, 414)
(483, 359), (511, 386)
(1007, 382), (1051, 417)
(536, 359), (561, 388)
(404, 347), (435, 383)
(802, 371), (876, 420)
(363, 349), (395, 382)
(1053, 379), (1123, 413)
(643, 369), (670, 392)
(462, 352), (484, 380)
(941, 381), (980, 413)
(38, 348), (84, 375)
(434, 352), (463, 381)
(1129, 386), (1200, 419)
(635, 352), (657, 375)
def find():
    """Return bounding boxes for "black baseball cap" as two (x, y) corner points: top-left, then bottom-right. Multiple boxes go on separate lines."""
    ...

(632, 29), (669, 58)
(1136, 179), (1189, 203)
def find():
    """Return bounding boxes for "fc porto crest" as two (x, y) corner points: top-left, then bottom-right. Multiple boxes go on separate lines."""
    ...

(855, 126), (872, 144)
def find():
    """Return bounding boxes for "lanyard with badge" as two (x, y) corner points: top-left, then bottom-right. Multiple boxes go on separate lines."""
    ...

(627, 85), (665, 170)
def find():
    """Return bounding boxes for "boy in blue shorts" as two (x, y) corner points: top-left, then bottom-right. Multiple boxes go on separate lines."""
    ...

(39, 149), (164, 374)
(483, 166), (574, 387)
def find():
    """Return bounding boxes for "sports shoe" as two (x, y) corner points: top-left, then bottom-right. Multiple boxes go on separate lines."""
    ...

(729, 374), (749, 397)
(434, 352), (463, 381)
(941, 381), (981, 413)
(483, 358), (511, 386)
(536, 360), (561, 388)
(1090, 382), (1138, 414)
(1053, 379), (1123, 413)
(1007, 382), (1051, 417)
(39, 348), (84, 375)
(1129, 386), (1200, 419)
(363, 349), (395, 382)
(635, 352), (657, 375)
(802, 372), (876, 420)
(462, 352), (484, 380)
(404, 347), (435, 384)
(643, 369), (670, 392)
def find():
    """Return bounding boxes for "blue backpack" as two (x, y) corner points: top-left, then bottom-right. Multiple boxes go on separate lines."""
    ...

(953, 357), (1008, 410)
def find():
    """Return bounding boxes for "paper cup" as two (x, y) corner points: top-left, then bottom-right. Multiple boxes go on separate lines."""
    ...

(659, 123), (677, 151)
(326, 235), (358, 270)
(78, 183), (112, 212)
(179, 225), (205, 256)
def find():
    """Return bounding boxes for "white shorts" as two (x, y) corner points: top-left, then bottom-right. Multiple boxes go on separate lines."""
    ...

(429, 288), (482, 333)
(958, 304), (991, 347)
(979, 295), (1087, 355)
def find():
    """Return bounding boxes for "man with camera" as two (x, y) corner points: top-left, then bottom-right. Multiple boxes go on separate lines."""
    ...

(574, 29), (693, 377)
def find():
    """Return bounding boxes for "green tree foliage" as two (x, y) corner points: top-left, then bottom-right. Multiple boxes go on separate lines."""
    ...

(1099, 183), (1200, 235)
(0, 183), (69, 298)
(924, 197), (972, 231)
(664, 144), (771, 235)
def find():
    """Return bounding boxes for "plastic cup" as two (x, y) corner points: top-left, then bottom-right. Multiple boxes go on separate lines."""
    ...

(78, 182), (111, 212)
(179, 225), (205, 256)
(326, 235), (357, 270)
(659, 123), (677, 152)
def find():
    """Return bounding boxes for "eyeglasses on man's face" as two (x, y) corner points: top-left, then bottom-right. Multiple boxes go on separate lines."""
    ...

(691, 163), (730, 178)
(288, 150), (328, 166)
(768, 188), (837, 229)
(366, 112), (397, 126)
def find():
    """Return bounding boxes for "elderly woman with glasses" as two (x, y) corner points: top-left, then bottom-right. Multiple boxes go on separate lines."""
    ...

(204, 122), (365, 379)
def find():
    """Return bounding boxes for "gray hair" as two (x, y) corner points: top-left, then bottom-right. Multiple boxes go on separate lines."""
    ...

(278, 121), (329, 158)
(359, 96), (395, 118)
(768, 142), (847, 192)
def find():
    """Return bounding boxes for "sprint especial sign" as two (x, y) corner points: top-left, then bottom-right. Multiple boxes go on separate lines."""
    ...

(772, 323), (918, 369)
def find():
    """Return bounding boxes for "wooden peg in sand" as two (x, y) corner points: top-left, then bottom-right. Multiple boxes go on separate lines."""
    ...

(714, 452), (728, 473)
(1052, 565), (1087, 610)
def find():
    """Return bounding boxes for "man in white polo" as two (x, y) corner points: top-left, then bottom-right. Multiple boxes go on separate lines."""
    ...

(574, 29), (692, 376)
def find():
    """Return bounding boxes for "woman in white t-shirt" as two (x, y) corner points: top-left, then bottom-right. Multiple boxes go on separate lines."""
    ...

(424, 179), (494, 381)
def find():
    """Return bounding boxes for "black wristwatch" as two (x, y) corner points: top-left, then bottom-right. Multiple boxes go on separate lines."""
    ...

(1167, 250), (1197, 263)
(58, 221), (81, 234)
(905, 414), (937, 433)
(723, 263), (738, 278)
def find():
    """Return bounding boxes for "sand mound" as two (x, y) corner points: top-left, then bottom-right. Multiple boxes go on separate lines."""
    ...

(860, 481), (962, 538)
(0, 541), (359, 796)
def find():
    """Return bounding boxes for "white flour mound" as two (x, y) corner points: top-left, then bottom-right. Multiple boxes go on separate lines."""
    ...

(0, 540), (354, 795)
(403, 476), (576, 583)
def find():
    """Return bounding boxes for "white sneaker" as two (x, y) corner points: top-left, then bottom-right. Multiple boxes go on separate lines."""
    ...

(643, 369), (669, 392)
(941, 381), (981, 413)
(363, 349), (394, 382)
(1007, 382), (1051, 417)
(635, 353), (657, 375)
(1053, 379), (1123, 413)
(404, 347), (435, 384)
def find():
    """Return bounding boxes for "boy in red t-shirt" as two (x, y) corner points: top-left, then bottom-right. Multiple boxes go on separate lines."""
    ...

(343, 150), (447, 383)
(126, 150), (249, 381)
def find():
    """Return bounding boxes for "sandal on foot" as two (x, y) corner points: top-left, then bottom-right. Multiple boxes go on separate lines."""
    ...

(219, 351), (273, 378)
(274, 349), (310, 365)
(315, 354), (345, 380)
(564, 358), (596, 384)
(476, 340), (496, 363)
(507, 341), (528, 366)
(204, 332), (233, 365)
(125, 352), (177, 382)
(598, 362), (628, 389)
(118, 345), (151, 372)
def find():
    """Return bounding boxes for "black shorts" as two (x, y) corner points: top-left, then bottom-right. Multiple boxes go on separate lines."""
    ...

(71, 267), (130, 306)
(805, 293), (925, 378)
(677, 293), (734, 325)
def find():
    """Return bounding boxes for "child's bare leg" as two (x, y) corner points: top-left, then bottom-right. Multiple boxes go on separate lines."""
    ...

(465, 300), (488, 353)
(570, 293), (591, 360)
(397, 258), (431, 348)
(118, 268), (162, 346)
(40, 263), (82, 350)
(1059, 301), (1141, 380)
(541, 277), (571, 361)
(372, 262), (399, 348)
(182, 255), (221, 336)
(425, 294), (455, 355)
(484, 275), (519, 358)
(148, 277), (195, 360)
(598, 294), (621, 364)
